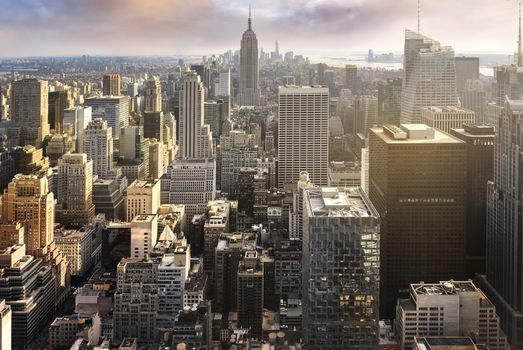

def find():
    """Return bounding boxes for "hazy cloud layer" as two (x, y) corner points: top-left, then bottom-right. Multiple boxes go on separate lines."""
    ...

(0, 0), (518, 56)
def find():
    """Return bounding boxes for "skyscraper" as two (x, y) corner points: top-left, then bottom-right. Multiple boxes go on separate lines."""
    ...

(401, 30), (459, 124)
(369, 124), (467, 318)
(0, 300), (11, 350)
(143, 77), (164, 143)
(178, 70), (213, 159)
(63, 106), (92, 153)
(103, 73), (121, 96)
(56, 153), (96, 228)
(113, 257), (158, 344)
(302, 187), (380, 349)
(378, 77), (402, 126)
(2, 173), (55, 257)
(237, 251), (264, 339)
(454, 57), (480, 92)
(449, 124), (494, 275)
(278, 86), (329, 187)
(482, 99), (523, 348)
(238, 7), (260, 106)
(8, 78), (49, 148)
(83, 118), (114, 178)
(48, 89), (74, 134)
(84, 95), (130, 138)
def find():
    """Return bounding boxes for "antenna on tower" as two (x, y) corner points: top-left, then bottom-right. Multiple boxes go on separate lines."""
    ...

(518, 1), (522, 66)
(417, 0), (421, 33)
(248, 4), (252, 31)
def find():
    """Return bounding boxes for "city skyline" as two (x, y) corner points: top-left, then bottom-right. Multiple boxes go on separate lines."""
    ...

(0, 0), (520, 57)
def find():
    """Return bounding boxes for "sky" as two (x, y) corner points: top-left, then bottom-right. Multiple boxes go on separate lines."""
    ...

(0, 0), (520, 57)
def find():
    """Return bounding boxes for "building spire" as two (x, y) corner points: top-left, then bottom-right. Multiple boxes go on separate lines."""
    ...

(417, 0), (421, 33)
(248, 4), (252, 31)
(518, 1), (522, 66)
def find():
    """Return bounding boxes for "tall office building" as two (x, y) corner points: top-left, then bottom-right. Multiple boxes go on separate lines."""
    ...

(369, 124), (467, 318)
(113, 257), (158, 344)
(278, 86), (329, 187)
(48, 90), (74, 134)
(166, 158), (216, 223)
(302, 187), (380, 350)
(378, 77), (402, 126)
(238, 8), (260, 106)
(84, 95), (130, 137)
(396, 281), (509, 350)
(126, 179), (160, 221)
(63, 106), (92, 153)
(120, 125), (150, 179)
(8, 78), (49, 148)
(289, 171), (314, 240)
(345, 64), (358, 93)
(454, 57), (480, 92)
(401, 30), (459, 124)
(420, 106), (475, 133)
(157, 247), (190, 327)
(56, 153), (96, 228)
(2, 173), (55, 257)
(449, 125), (494, 276)
(143, 77), (164, 143)
(237, 251), (264, 339)
(353, 95), (379, 137)
(460, 80), (487, 124)
(83, 118), (113, 178)
(482, 99), (523, 348)
(103, 73), (121, 96)
(144, 77), (162, 113)
(215, 69), (231, 97)
(178, 70), (213, 158)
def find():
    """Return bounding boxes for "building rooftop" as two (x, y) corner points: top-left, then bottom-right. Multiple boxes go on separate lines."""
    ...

(131, 214), (156, 223)
(412, 280), (477, 297)
(305, 187), (378, 218)
(414, 336), (478, 350)
(421, 106), (474, 114)
(373, 124), (464, 144)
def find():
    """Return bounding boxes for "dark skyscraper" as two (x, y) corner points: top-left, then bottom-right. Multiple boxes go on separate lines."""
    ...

(103, 73), (121, 96)
(450, 124), (494, 276)
(369, 124), (467, 318)
(378, 77), (402, 126)
(482, 99), (523, 349)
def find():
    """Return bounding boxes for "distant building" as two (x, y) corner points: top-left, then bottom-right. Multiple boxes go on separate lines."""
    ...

(2, 173), (54, 257)
(178, 70), (213, 159)
(103, 73), (121, 96)
(165, 158), (216, 224)
(83, 118), (113, 178)
(302, 187), (380, 349)
(401, 30), (459, 124)
(8, 78), (49, 148)
(454, 57), (480, 92)
(378, 77), (402, 126)
(84, 95), (130, 137)
(396, 281), (509, 350)
(63, 106), (93, 153)
(278, 86), (329, 187)
(238, 9), (260, 106)
(48, 89), (74, 133)
(460, 80), (487, 124)
(421, 106), (475, 133)
(56, 153), (96, 228)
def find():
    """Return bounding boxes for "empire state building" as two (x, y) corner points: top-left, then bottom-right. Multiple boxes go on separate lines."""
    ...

(238, 7), (260, 106)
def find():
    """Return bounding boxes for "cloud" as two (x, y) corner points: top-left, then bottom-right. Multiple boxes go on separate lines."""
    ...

(0, 0), (518, 56)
